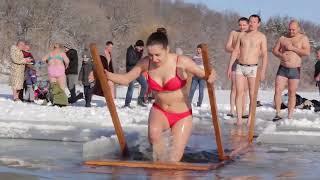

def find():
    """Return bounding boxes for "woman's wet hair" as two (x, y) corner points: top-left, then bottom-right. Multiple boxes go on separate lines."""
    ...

(156, 27), (167, 35)
(146, 31), (169, 49)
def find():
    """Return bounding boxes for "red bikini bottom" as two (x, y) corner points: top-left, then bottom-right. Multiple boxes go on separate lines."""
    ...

(152, 103), (192, 128)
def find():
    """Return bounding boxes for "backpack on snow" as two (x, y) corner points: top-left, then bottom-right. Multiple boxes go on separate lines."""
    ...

(49, 83), (68, 107)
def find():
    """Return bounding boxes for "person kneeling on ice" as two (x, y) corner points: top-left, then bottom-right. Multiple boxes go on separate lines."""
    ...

(99, 31), (216, 162)
(34, 80), (49, 100)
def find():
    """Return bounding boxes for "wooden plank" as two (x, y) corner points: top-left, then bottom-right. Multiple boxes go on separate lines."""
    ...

(83, 140), (252, 171)
(83, 134), (252, 171)
(229, 141), (251, 159)
(248, 67), (261, 143)
(201, 44), (227, 160)
(84, 160), (223, 171)
(90, 43), (129, 156)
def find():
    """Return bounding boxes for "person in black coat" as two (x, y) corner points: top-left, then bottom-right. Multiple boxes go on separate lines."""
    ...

(92, 41), (115, 98)
(124, 40), (148, 107)
(78, 52), (94, 107)
(64, 44), (79, 103)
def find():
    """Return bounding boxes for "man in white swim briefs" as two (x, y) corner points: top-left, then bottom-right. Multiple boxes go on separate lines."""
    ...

(228, 14), (268, 127)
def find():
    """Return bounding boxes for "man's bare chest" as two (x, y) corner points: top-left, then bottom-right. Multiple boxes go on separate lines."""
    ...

(241, 35), (261, 48)
(281, 37), (303, 48)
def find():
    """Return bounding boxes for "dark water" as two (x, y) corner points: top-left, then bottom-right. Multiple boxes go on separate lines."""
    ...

(0, 124), (320, 179)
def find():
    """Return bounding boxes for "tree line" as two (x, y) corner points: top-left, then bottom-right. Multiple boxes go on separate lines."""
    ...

(0, 0), (319, 89)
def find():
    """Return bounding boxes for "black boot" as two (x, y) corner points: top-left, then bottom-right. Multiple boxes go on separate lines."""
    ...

(137, 98), (147, 107)
(68, 87), (77, 103)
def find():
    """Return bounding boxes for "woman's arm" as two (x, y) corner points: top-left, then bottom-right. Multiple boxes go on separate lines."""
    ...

(106, 57), (148, 86)
(182, 55), (216, 82)
(41, 54), (49, 63)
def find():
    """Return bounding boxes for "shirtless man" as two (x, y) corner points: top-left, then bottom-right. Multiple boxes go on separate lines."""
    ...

(229, 14), (268, 126)
(226, 17), (249, 118)
(272, 20), (310, 121)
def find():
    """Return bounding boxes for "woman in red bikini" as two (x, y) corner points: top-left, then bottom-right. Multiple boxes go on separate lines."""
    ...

(105, 31), (216, 162)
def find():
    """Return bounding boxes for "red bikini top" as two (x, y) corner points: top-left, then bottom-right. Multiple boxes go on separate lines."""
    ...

(147, 56), (187, 92)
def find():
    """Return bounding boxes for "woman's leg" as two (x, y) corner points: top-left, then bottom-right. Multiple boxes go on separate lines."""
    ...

(56, 75), (66, 90)
(49, 77), (57, 85)
(169, 116), (193, 162)
(148, 107), (170, 161)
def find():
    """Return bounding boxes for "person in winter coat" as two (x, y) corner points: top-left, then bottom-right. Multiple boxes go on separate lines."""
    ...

(9, 40), (33, 101)
(92, 41), (115, 98)
(64, 44), (79, 103)
(78, 52), (94, 107)
(124, 40), (147, 107)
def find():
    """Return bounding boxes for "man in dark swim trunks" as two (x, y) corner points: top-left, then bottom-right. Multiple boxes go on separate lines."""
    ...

(272, 20), (310, 121)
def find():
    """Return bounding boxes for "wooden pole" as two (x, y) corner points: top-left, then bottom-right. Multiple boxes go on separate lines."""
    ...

(248, 67), (261, 143)
(90, 43), (128, 156)
(201, 44), (227, 160)
(84, 160), (220, 171)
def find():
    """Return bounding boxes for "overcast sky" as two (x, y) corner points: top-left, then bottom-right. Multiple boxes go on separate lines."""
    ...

(185, 0), (320, 24)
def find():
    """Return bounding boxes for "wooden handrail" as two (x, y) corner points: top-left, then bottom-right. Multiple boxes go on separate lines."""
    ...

(90, 43), (129, 156)
(201, 44), (227, 160)
(248, 67), (261, 143)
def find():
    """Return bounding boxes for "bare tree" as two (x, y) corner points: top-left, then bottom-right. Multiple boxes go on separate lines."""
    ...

(0, 0), (319, 89)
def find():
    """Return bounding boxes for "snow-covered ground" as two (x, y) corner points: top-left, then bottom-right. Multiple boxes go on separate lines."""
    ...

(0, 83), (320, 179)
(0, 83), (319, 144)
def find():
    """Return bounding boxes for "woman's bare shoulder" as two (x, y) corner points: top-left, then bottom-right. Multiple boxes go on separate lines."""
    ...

(140, 56), (150, 64)
(177, 54), (192, 64)
(136, 56), (150, 70)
